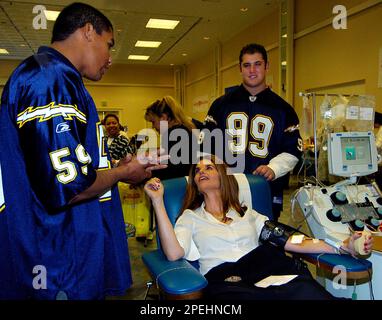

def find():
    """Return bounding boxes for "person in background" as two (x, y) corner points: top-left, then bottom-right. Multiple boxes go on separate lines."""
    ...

(144, 155), (373, 300)
(104, 113), (134, 165)
(145, 95), (203, 180)
(0, 2), (165, 300)
(203, 43), (303, 221)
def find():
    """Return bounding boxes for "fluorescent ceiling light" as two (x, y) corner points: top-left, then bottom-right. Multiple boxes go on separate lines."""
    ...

(146, 18), (179, 30)
(0, 49), (9, 54)
(44, 10), (60, 21)
(128, 55), (150, 61)
(135, 41), (162, 48)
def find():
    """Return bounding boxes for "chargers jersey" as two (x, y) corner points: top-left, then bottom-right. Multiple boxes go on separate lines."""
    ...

(0, 46), (132, 299)
(204, 85), (302, 213)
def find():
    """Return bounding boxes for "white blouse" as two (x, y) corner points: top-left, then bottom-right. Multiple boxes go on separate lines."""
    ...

(174, 202), (269, 275)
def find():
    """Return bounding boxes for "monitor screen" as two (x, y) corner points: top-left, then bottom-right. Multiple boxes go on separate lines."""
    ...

(328, 132), (378, 177)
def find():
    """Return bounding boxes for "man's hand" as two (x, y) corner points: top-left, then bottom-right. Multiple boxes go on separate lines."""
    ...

(118, 156), (152, 184)
(118, 149), (168, 185)
(136, 148), (169, 169)
(69, 150), (168, 204)
(118, 154), (133, 166)
(253, 165), (275, 181)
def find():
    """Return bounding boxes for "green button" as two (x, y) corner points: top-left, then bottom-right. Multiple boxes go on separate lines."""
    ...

(335, 192), (346, 201)
(332, 208), (341, 217)
(355, 220), (364, 228)
(370, 218), (379, 227)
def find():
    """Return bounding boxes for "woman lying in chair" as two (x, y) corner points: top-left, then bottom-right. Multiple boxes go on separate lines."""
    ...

(144, 155), (373, 300)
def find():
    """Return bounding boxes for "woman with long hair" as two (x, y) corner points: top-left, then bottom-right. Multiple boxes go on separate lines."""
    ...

(144, 155), (373, 300)
(145, 96), (202, 180)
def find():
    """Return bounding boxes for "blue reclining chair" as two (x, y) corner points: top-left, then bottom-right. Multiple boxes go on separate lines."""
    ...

(142, 174), (372, 300)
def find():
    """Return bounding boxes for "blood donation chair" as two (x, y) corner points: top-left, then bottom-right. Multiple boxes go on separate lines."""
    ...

(142, 174), (372, 300)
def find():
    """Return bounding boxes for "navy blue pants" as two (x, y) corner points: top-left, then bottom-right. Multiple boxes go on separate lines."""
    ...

(204, 244), (337, 300)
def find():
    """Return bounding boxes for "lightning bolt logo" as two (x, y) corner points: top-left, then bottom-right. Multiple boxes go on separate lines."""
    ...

(284, 124), (300, 133)
(16, 102), (87, 128)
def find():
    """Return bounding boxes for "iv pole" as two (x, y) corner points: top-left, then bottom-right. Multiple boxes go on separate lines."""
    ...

(299, 92), (318, 183)
(298, 92), (354, 184)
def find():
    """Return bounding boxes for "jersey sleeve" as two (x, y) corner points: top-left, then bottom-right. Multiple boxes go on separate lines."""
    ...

(281, 106), (303, 160)
(10, 71), (98, 212)
(200, 98), (224, 156)
(203, 98), (220, 131)
(268, 153), (299, 179)
(0, 162), (4, 213)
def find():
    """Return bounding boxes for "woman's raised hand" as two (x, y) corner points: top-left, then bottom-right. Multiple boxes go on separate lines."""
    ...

(144, 177), (164, 204)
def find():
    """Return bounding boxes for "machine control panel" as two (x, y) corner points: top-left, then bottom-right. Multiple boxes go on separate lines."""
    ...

(296, 184), (382, 242)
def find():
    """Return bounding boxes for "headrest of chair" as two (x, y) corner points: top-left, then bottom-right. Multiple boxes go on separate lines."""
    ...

(162, 174), (273, 226)
(235, 173), (253, 208)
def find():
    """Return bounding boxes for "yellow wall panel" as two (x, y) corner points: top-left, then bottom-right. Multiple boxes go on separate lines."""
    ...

(221, 10), (279, 67)
(186, 51), (214, 84)
(87, 85), (174, 136)
(294, 3), (382, 117)
(295, 0), (367, 33)
(185, 76), (215, 122)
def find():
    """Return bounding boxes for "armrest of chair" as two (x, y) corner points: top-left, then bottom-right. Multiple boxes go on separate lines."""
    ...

(142, 249), (208, 299)
(295, 252), (373, 280)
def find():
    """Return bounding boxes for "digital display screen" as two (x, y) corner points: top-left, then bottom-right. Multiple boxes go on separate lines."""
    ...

(340, 137), (372, 166)
(328, 132), (377, 177)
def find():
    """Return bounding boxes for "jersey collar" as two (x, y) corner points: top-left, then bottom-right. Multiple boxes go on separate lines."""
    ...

(37, 46), (82, 78)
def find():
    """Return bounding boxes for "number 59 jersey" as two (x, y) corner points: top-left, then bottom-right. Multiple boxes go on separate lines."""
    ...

(0, 46), (131, 299)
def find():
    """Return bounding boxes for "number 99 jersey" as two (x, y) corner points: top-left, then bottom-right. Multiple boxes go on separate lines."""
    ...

(204, 85), (302, 174)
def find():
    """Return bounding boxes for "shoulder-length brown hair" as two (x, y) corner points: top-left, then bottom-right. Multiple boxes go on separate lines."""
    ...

(178, 155), (246, 218)
(144, 96), (196, 132)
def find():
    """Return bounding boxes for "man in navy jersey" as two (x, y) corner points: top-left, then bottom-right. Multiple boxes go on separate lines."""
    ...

(0, 3), (165, 300)
(204, 43), (302, 221)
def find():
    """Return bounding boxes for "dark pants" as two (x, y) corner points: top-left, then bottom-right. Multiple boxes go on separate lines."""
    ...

(204, 244), (337, 300)
(271, 203), (282, 222)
